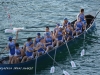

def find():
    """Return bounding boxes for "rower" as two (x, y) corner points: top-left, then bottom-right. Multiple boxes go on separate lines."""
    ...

(77, 9), (87, 30)
(6, 31), (19, 64)
(23, 37), (32, 52)
(44, 26), (51, 37)
(63, 18), (68, 28)
(65, 22), (73, 41)
(74, 17), (84, 36)
(35, 37), (46, 56)
(21, 42), (35, 63)
(34, 33), (41, 46)
(77, 9), (85, 21)
(55, 26), (63, 47)
(14, 43), (24, 63)
(44, 33), (53, 52)
(52, 23), (60, 46)
(54, 23), (60, 35)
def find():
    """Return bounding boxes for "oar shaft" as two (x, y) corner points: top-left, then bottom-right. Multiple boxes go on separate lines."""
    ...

(35, 54), (38, 75)
(94, 10), (100, 18)
(46, 52), (63, 70)
(65, 42), (72, 60)
(26, 26), (55, 29)
(20, 30), (45, 32)
(53, 48), (57, 66)
(13, 37), (35, 40)
(42, 48), (63, 70)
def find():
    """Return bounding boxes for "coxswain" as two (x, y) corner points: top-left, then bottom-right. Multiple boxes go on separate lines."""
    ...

(6, 31), (19, 64)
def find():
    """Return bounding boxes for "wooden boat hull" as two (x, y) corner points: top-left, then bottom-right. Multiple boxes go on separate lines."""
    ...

(0, 15), (96, 75)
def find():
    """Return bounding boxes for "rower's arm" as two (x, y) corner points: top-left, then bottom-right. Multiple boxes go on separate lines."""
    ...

(26, 47), (31, 52)
(55, 30), (58, 37)
(14, 30), (19, 43)
(33, 38), (36, 44)
(23, 43), (26, 51)
(74, 22), (76, 29)
(20, 48), (24, 56)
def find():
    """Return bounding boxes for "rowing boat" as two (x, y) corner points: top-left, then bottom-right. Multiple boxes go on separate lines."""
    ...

(0, 14), (96, 75)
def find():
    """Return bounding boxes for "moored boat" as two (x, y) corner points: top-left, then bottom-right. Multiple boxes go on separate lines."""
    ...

(0, 14), (96, 75)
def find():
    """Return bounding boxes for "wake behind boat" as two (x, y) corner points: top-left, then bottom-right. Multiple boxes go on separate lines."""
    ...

(0, 13), (96, 75)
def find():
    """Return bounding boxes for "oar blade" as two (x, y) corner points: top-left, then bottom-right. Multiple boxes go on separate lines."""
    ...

(13, 27), (24, 31)
(5, 29), (14, 33)
(70, 61), (76, 68)
(81, 49), (85, 56)
(63, 70), (70, 75)
(50, 66), (55, 73)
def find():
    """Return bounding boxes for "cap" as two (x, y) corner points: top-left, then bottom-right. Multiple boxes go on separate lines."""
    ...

(8, 36), (13, 41)
(29, 41), (33, 46)
(37, 33), (41, 36)
(64, 18), (68, 20)
(67, 22), (71, 25)
(56, 23), (60, 26)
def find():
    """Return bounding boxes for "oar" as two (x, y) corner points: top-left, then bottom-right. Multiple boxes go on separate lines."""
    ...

(26, 25), (55, 29)
(50, 47), (57, 74)
(81, 30), (86, 56)
(0, 46), (5, 48)
(17, 37), (35, 39)
(5, 28), (45, 33)
(94, 10), (100, 19)
(65, 41), (76, 68)
(89, 10), (100, 25)
(20, 30), (45, 32)
(42, 49), (70, 75)
(0, 48), (7, 55)
(35, 53), (38, 75)
(0, 53), (6, 54)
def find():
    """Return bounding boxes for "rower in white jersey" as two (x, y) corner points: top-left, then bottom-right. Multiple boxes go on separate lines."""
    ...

(6, 31), (19, 64)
